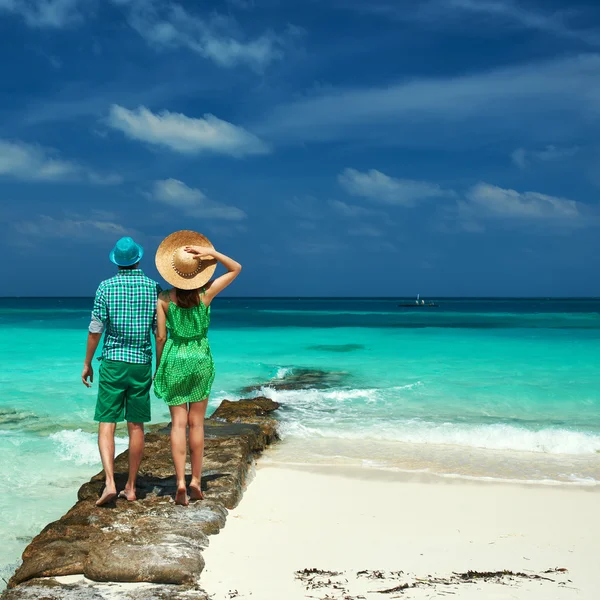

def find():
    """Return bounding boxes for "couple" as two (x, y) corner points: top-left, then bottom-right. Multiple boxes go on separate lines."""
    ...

(81, 230), (241, 507)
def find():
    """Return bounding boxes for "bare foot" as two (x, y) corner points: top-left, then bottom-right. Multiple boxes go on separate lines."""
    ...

(118, 487), (136, 501)
(175, 487), (189, 506)
(96, 485), (117, 507)
(189, 482), (204, 501)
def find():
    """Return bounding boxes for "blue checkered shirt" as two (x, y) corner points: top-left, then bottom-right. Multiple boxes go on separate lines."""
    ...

(89, 269), (161, 364)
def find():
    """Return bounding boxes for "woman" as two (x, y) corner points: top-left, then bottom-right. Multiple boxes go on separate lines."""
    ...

(154, 230), (241, 506)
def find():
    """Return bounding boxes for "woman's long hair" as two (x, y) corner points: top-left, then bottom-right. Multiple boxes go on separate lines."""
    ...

(175, 288), (201, 308)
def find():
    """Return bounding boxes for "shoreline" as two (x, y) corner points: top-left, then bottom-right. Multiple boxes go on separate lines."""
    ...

(3, 428), (597, 590)
(263, 455), (600, 488)
(3, 401), (599, 599)
(260, 433), (600, 486)
(201, 459), (600, 599)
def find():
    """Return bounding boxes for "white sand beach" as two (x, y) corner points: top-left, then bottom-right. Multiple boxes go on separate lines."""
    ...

(201, 452), (600, 600)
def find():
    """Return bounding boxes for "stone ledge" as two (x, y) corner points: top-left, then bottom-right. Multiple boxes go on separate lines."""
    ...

(2, 577), (209, 600)
(3, 398), (280, 598)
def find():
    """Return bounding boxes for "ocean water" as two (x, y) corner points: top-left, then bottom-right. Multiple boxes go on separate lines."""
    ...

(1, 297), (600, 584)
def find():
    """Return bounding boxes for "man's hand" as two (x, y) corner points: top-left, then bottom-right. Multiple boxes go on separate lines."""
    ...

(82, 363), (94, 388)
(83, 332), (102, 386)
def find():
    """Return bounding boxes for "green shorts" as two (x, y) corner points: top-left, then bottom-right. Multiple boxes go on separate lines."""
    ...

(95, 359), (152, 423)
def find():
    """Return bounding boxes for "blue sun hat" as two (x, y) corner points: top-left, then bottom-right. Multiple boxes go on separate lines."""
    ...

(109, 237), (144, 267)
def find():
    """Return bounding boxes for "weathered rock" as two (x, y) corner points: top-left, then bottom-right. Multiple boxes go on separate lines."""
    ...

(208, 397), (280, 445)
(11, 520), (101, 584)
(2, 579), (105, 600)
(210, 396), (280, 420)
(84, 534), (205, 584)
(139, 499), (227, 536)
(4, 398), (279, 596)
(241, 367), (349, 393)
(2, 578), (209, 600)
(207, 418), (278, 448)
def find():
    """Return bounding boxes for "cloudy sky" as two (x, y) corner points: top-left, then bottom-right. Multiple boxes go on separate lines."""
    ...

(1, 0), (600, 296)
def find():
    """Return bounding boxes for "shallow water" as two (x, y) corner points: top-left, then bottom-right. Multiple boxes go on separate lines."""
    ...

(1, 296), (600, 584)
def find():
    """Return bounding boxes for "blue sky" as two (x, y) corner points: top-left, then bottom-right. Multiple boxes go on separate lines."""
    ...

(1, 0), (600, 296)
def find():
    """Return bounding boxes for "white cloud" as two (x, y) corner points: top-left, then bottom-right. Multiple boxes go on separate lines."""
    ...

(329, 199), (381, 218)
(511, 145), (580, 169)
(14, 214), (130, 239)
(0, 139), (122, 184)
(465, 183), (580, 220)
(107, 105), (269, 157)
(510, 148), (528, 169)
(257, 54), (600, 146)
(351, 1), (600, 47)
(328, 199), (394, 226)
(339, 168), (584, 226)
(0, 0), (88, 28)
(151, 178), (246, 221)
(339, 168), (453, 206)
(442, 0), (600, 46)
(121, 1), (286, 70)
(0, 0), (291, 67)
(22, 76), (186, 126)
(87, 172), (124, 185)
(437, 182), (585, 234)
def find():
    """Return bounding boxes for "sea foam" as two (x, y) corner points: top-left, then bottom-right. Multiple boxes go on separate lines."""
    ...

(257, 387), (600, 455)
(50, 429), (129, 466)
(278, 420), (600, 454)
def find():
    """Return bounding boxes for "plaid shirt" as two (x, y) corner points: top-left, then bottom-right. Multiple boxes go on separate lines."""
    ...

(90, 269), (161, 364)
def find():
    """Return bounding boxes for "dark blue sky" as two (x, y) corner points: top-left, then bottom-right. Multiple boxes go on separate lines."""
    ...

(1, 0), (600, 296)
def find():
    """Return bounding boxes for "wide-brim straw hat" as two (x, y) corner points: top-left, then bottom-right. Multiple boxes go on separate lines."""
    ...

(155, 230), (217, 290)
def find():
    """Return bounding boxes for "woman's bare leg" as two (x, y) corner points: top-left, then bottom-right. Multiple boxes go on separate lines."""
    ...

(169, 404), (189, 506)
(188, 398), (208, 500)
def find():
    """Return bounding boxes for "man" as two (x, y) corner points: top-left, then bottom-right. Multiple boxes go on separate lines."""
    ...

(82, 236), (161, 506)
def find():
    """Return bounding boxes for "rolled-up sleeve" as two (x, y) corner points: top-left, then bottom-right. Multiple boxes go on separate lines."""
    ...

(89, 316), (105, 333)
(89, 285), (108, 334)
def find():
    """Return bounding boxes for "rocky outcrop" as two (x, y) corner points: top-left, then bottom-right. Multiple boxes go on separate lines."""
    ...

(241, 367), (349, 393)
(2, 398), (279, 599)
(210, 396), (280, 440)
(2, 578), (209, 600)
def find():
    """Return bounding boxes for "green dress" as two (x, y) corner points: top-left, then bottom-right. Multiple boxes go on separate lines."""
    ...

(154, 293), (215, 406)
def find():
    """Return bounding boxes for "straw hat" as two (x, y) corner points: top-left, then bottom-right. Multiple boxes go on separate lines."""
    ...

(155, 230), (217, 290)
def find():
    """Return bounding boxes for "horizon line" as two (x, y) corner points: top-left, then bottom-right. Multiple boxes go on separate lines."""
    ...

(1, 296), (600, 300)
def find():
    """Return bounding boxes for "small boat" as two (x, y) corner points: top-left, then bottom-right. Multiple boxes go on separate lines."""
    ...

(398, 294), (439, 308)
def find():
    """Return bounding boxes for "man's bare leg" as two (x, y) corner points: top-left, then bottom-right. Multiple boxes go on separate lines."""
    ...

(119, 422), (144, 501)
(97, 422), (117, 506)
(189, 399), (208, 501)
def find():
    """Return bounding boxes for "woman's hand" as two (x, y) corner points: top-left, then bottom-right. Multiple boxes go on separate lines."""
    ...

(185, 246), (215, 259)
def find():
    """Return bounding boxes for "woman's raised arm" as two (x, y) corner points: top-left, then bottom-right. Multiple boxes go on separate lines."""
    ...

(185, 246), (241, 305)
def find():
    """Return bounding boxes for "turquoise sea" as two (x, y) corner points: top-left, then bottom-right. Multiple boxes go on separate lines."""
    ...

(1, 297), (600, 585)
